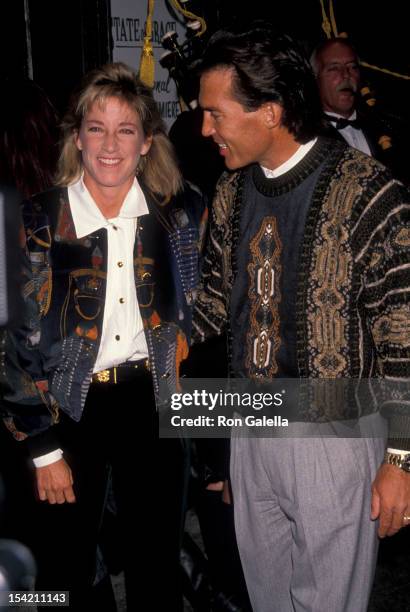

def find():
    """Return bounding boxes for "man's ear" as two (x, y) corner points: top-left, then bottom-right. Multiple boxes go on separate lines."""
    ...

(263, 102), (283, 129)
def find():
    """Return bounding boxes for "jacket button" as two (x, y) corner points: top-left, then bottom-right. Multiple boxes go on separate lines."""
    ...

(115, 335), (120, 341)
(119, 298), (125, 304)
(117, 261), (123, 267)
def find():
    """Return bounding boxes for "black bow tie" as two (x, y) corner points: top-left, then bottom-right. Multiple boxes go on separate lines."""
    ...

(326, 115), (362, 130)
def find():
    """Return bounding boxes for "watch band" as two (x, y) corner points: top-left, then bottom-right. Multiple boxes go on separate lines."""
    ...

(384, 451), (410, 473)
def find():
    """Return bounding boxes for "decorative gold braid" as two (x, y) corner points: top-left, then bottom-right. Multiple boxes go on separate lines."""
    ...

(27, 227), (51, 248)
(394, 227), (410, 247)
(246, 218), (282, 379)
(139, 0), (155, 88)
(360, 61), (410, 81)
(329, 0), (339, 36)
(307, 153), (374, 377)
(169, 0), (207, 37)
(372, 307), (410, 349)
(317, 1), (410, 80)
(38, 268), (52, 316)
(213, 171), (242, 296)
(319, 0), (332, 39)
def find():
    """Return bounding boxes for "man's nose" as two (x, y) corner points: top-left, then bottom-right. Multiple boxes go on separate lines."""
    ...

(202, 112), (215, 137)
(340, 64), (356, 78)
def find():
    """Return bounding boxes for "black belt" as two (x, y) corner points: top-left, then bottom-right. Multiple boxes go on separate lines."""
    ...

(92, 358), (150, 385)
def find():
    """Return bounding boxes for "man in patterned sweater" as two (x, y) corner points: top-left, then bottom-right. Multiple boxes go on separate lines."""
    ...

(193, 23), (410, 612)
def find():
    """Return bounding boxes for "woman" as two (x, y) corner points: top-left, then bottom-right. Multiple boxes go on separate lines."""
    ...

(0, 62), (206, 610)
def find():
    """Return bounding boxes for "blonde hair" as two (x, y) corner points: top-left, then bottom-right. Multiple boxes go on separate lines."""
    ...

(56, 62), (183, 198)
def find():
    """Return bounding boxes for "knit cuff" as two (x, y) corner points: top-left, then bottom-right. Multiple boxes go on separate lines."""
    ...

(387, 415), (410, 452)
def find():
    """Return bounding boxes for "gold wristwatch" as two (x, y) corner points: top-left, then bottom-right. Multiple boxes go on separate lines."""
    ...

(384, 451), (410, 473)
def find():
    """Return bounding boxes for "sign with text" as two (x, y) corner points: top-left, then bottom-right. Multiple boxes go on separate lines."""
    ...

(111, 0), (186, 129)
(157, 378), (410, 438)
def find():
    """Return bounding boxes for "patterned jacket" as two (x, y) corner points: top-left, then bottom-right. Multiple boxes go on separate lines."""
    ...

(0, 183), (207, 447)
(193, 138), (410, 448)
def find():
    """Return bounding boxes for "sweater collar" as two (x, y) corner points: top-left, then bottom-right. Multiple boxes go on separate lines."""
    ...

(252, 137), (341, 197)
(260, 138), (317, 178)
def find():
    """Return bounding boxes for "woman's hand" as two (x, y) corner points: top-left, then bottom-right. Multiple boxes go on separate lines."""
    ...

(35, 458), (76, 504)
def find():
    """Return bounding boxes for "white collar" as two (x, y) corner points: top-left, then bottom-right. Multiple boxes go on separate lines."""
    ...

(68, 175), (149, 238)
(326, 110), (357, 122)
(261, 138), (317, 178)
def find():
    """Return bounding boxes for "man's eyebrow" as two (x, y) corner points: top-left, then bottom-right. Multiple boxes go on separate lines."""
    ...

(326, 60), (358, 67)
(198, 103), (218, 111)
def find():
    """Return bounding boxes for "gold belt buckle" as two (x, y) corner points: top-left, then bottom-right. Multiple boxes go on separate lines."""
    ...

(133, 359), (150, 371)
(95, 369), (110, 383)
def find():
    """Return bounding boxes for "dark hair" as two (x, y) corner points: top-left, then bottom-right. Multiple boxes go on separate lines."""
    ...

(197, 23), (323, 143)
(0, 78), (59, 197)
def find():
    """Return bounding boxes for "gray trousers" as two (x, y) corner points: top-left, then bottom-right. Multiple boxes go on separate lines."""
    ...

(230, 419), (386, 612)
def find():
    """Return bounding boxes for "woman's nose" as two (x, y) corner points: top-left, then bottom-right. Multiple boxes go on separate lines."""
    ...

(102, 132), (118, 150)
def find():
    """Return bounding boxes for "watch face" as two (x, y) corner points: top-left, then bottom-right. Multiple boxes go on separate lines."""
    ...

(403, 455), (410, 473)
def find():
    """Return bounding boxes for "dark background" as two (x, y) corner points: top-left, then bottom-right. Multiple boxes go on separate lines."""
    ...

(1, 0), (112, 114)
(202, 0), (410, 129)
(1, 0), (409, 128)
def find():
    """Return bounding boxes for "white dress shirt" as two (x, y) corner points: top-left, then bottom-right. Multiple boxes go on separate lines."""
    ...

(326, 110), (371, 156)
(69, 176), (149, 371)
(33, 176), (149, 468)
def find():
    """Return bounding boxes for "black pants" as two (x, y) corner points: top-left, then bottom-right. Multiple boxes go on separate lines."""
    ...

(3, 374), (187, 611)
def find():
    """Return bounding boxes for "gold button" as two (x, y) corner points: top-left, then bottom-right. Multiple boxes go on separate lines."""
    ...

(119, 298), (125, 304)
(115, 335), (120, 341)
(117, 261), (123, 268)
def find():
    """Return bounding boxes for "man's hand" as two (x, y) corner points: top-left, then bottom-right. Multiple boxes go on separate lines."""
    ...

(371, 463), (410, 537)
(35, 458), (76, 504)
